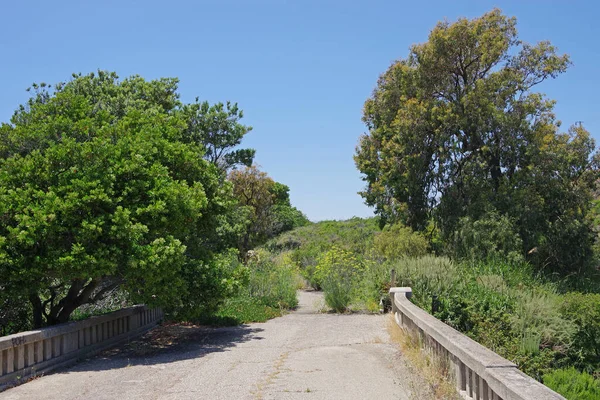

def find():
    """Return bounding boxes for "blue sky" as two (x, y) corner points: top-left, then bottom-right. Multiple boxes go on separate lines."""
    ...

(1, 1), (598, 221)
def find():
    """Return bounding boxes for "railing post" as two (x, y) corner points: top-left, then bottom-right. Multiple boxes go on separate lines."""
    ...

(455, 358), (466, 392)
(14, 345), (25, 371)
(5, 348), (14, 374)
(34, 341), (43, 363)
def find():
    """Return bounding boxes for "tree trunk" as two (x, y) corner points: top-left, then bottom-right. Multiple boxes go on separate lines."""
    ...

(29, 294), (44, 329)
(46, 278), (99, 325)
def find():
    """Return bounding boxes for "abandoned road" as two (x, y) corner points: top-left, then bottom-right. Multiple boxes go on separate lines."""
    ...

(0, 291), (436, 400)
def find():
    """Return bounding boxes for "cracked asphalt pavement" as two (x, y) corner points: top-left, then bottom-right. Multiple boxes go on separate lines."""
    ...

(0, 291), (436, 400)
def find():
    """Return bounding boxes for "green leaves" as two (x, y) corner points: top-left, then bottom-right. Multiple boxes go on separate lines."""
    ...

(0, 71), (247, 327)
(355, 9), (598, 272)
(182, 100), (255, 172)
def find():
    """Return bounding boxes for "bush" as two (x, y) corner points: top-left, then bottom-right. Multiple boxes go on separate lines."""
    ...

(510, 290), (575, 354)
(315, 247), (365, 312)
(202, 296), (283, 325)
(265, 217), (381, 289)
(544, 368), (600, 400)
(374, 223), (429, 259)
(355, 260), (393, 312)
(560, 292), (600, 371)
(246, 249), (299, 309)
(451, 212), (523, 263)
(391, 256), (460, 306)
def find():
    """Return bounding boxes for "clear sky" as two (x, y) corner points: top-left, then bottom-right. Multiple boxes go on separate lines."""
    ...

(1, 1), (598, 221)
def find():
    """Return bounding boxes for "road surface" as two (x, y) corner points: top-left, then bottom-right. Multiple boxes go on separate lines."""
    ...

(1, 291), (437, 400)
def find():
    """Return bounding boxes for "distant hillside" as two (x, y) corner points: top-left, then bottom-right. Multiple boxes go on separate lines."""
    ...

(264, 217), (380, 266)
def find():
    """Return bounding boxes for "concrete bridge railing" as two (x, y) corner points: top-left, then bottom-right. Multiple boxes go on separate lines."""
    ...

(389, 287), (565, 400)
(0, 305), (162, 389)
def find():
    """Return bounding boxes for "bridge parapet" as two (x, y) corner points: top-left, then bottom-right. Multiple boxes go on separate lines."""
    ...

(390, 287), (565, 400)
(0, 305), (162, 389)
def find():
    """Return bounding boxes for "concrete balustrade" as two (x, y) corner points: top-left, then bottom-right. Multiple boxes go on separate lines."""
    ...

(0, 305), (162, 389)
(389, 287), (565, 400)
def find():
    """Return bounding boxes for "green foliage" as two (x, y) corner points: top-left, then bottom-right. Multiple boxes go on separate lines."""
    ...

(182, 100), (255, 172)
(196, 249), (300, 325)
(510, 290), (575, 355)
(382, 255), (583, 379)
(229, 166), (308, 255)
(315, 247), (365, 312)
(355, 9), (599, 272)
(0, 71), (247, 327)
(246, 249), (300, 310)
(452, 212), (524, 263)
(198, 296), (283, 326)
(269, 182), (310, 235)
(373, 223), (429, 259)
(544, 368), (600, 400)
(559, 292), (600, 371)
(266, 217), (379, 277)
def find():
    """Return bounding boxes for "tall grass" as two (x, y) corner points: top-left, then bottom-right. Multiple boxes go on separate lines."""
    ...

(246, 250), (300, 310)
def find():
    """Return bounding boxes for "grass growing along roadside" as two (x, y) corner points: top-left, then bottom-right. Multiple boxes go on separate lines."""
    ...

(386, 314), (460, 400)
(195, 296), (285, 326)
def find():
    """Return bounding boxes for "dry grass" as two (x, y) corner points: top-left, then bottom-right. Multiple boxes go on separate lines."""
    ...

(386, 314), (459, 400)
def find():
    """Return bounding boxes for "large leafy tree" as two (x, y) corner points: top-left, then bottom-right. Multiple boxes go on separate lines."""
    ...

(355, 9), (599, 271)
(0, 71), (243, 327)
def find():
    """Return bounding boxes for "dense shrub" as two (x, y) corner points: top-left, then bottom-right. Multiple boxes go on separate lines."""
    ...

(265, 217), (380, 289)
(374, 223), (429, 259)
(544, 368), (600, 400)
(510, 290), (575, 354)
(246, 249), (299, 309)
(451, 212), (523, 263)
(315, 247), (365, 312)
(559, 292), (600, 371)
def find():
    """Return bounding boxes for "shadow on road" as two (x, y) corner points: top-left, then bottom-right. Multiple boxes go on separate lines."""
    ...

(54, 322), (264, 375)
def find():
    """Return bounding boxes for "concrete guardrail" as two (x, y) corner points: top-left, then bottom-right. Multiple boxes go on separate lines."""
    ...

(389, 287), (565, 400)
(0, 305), (162, 389)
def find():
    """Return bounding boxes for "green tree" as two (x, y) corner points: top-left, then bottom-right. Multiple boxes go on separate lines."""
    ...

(269, 182), (310, 235)
(373, 223), (429, 259)
(0, 71), (243, 327)
(229, 166), (276, 254)
(354, 9), (599, 271)
(182, 100), (255, 172)
(228, 166), (308, 255)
